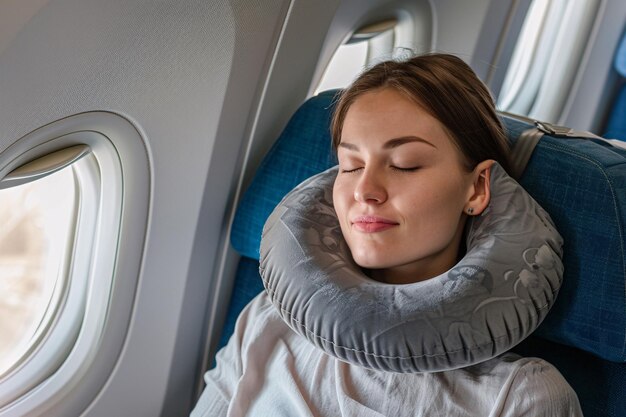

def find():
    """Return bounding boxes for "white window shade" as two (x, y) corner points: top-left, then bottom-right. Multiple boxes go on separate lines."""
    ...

(497, 0), (555, 113)
(0, 145), (89, 190)
(497, 0), (600, 123)
(528, 0), (601, 123)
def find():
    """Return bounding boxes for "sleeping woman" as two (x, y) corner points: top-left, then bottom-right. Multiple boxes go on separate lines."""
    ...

(191, 53), (583, 416)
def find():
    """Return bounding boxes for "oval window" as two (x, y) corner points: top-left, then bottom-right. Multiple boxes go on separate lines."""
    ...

(315, 18), (400, 94)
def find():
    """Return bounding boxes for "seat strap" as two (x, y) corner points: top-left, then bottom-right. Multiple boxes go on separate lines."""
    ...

(510, 127), (544, 181)
(509, 120), (602, 180)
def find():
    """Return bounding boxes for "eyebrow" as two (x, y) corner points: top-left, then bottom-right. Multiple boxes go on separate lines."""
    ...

(338, 136), (437, 151)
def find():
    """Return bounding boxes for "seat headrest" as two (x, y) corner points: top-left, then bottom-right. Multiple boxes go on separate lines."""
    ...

(503, 115), (626, 363)
(231, 90), (338, 259)
(231, 90), (626, 363)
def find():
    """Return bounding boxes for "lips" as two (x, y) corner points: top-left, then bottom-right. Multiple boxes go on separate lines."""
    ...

(351, 215), (399, 233)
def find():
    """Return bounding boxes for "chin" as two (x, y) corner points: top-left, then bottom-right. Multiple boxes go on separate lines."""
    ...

(351, 253), (392, 270)
(348, 242), (401, 269)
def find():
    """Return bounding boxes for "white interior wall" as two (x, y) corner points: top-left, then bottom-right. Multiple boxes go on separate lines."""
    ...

(0, 0), (49, 56)
(431, 0), (492, 59)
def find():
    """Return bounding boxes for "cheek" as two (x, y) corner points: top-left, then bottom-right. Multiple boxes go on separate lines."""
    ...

(332, 181), (353, 237)
(332, 178), (350, 209)
(430, 187), (465, 212)
(428, 174), (471, 209)
(403, 182), (466, 228)
(332, 182), (347, 222)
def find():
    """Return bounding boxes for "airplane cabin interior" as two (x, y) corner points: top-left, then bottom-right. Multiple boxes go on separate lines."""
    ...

(0, 0), (625, 416)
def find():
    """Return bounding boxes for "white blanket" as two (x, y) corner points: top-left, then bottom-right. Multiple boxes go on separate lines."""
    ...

(191, 293), (582, 417)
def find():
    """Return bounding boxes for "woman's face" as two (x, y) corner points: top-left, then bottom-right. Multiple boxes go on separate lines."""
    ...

(333, 88), (482, 284)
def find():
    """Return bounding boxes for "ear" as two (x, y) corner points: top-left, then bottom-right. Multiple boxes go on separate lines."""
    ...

(465, 160), (493, 216)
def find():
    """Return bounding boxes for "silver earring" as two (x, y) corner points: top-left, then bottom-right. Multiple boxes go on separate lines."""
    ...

(467, 207), (474, 215)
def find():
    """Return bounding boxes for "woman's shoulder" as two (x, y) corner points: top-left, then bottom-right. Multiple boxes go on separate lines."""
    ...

(234, 291), (293, 343)
(483, 352), (583, 416)
(236, 291), (282, 329)
(495, 352), (572, 385)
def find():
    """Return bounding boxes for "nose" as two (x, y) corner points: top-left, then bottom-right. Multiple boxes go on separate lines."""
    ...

(354, 169), (387, 204)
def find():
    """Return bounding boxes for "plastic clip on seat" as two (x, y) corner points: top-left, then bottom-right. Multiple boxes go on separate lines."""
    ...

(510, 119), (602, 180)
(534, 121), (601, 140)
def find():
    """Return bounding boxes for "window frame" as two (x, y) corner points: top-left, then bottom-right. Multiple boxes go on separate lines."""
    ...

(0, 112), (150, 416)
(313, 15), (416, 94)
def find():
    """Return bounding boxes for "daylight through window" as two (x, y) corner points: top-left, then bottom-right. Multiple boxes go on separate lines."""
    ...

(0, 166), (76, 376)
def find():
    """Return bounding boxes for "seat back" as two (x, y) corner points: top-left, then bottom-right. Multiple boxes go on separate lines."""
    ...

(218, 90), (339, 349)
(504, 116), (626, 417)
(221, 90), (626, 417)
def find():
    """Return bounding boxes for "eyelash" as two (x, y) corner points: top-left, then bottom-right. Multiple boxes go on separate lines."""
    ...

(392, 166), (420, 172)
(340, 166), (420, 173)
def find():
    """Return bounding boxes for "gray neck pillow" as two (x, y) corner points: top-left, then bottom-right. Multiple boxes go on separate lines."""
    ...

(260, 163), (563, 373)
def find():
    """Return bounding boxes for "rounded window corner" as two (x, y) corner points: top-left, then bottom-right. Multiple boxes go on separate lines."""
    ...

(0, 112), (150, 416)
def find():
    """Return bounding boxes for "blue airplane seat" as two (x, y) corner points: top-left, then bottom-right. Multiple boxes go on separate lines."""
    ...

(604, 31), (626, 141)
(221, 90), (626, 417)
(218, 90), (339, 350)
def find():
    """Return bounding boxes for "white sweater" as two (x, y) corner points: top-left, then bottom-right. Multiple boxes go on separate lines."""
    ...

(191, 292), (582, 417)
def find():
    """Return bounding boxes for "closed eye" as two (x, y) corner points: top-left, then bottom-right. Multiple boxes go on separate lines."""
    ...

(391, 166), (420, 172)
(340, 167), (363, 174)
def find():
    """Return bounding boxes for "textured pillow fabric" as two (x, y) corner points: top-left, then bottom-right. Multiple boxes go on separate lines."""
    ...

(260, 164), (563, 373)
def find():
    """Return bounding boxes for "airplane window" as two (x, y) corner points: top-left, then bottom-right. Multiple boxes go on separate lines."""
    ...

(497, 0), (601, 123)
(0, 165), (76, 377)
(0, 143), (103, 412)
(315, 18), (400, 94)
(497, 0), (552, 114)
(0, 113), (148, 416)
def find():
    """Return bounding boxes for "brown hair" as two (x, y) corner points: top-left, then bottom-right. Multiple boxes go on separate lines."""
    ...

(330, 53), (511, 173)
